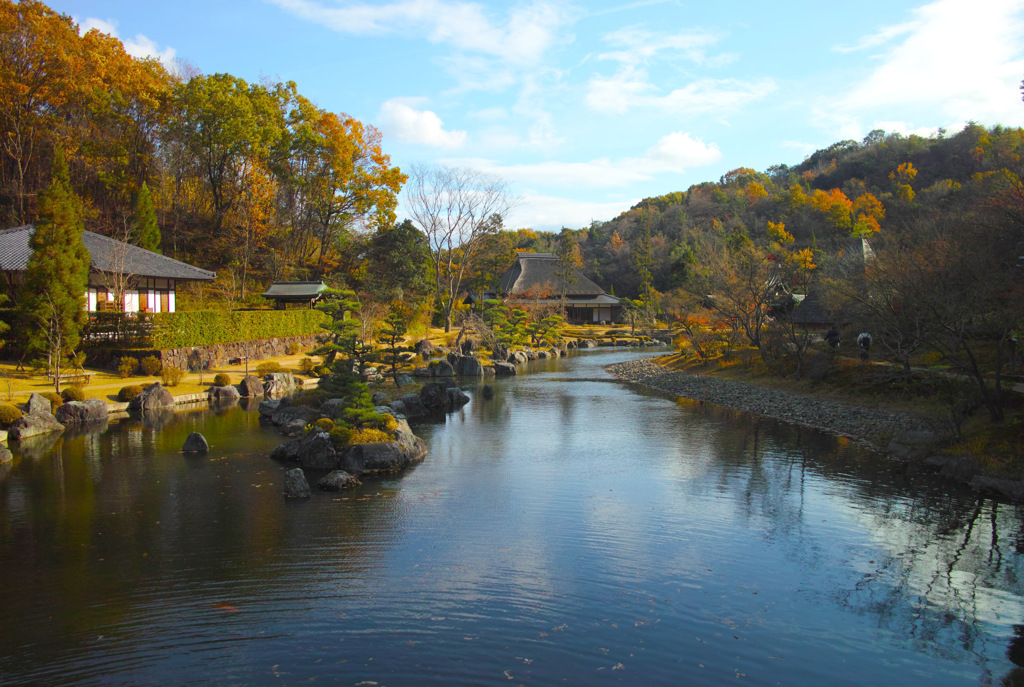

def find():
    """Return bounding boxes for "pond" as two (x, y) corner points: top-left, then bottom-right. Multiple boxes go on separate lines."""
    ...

(0, 350), (1022, 685)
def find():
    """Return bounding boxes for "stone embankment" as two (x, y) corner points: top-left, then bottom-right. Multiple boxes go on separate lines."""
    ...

(609, 358), (941, 449)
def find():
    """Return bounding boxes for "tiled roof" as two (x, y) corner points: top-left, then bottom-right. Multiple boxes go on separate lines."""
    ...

(262, 281), (328, 299)
(0, 225), (216, 281)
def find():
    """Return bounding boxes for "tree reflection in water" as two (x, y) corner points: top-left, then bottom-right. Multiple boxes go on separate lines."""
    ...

(675, 397), (1024, 680)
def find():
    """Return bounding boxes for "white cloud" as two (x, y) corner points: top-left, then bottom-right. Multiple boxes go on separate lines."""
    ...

(377, 99), (467, 148)
(76, 16), (176, 64)
(443, 131), (720, 189)
(833, 0), (1024, 129)
(506, 193), (637, 231)
(872, 121), (942, 138)
(641, 132), (721, 171)
(267, 0), (573, 65)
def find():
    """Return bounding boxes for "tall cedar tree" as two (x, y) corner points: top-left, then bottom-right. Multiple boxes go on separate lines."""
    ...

(22, 147), (90, 392)
(134, 182), (160, 252)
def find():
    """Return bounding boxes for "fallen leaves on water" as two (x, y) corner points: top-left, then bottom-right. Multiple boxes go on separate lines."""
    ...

(212, 602), (239, 612)
(503, 670), (513, 680)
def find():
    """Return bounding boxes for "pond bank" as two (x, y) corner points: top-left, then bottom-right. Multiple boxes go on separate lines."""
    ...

(608, 357), (943, 452)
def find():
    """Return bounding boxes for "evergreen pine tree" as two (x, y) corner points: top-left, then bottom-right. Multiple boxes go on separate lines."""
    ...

(21, 147), (91, 393)
(378, 311), (408, 388)
(134, 182), (161, 253)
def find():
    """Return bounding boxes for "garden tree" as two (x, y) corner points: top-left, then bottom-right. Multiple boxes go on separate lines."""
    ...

(555, 229), (583, 302)
(683, 236), (784, 364)
(0, 0), (81, 224)
(230, 159), (276, 298)
(527, 313), (564, 348)
(378, 309), (408, 388)
(362, 219), (432, 304)
(839, 213), (1021, 423)
(406, 164), (517, 332)
(634, 210), (656, 320)
(763, 221), (818, 377)
(309, 288), (363, 367)
(20, 148), (89, 392)
(169, 73), (285, 238)
(283, 98), (406, 276)
(133, 182), (160, 252)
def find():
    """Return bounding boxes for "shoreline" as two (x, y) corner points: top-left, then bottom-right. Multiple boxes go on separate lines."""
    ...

(607, 357), (944, 453)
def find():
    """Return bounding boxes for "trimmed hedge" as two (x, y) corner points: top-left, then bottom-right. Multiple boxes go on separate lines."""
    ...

(152, 310), (327, 349)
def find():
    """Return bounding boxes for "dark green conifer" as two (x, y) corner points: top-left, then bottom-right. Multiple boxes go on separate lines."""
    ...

(21, 147), (90, 392)
(134, 182), (161, 253)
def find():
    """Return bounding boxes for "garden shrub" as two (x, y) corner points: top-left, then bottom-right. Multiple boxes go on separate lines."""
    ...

(328, 426), (354, 450)
(213, 373), (231, 387)
(151, 310), (326, 349)
(286, 342), (302, 355)
(298, 358), (315, 375)
(313, 418), (335, 432)
(348, 427), (391, 445)
(40, 391), (62, 412)
(256, 361), (284, 377)
(117, 356), (139, 378)
(118, 385), (143, 402)
(140, 355), (162, 376)
(161, 365), (185, 387)
(0, 403), (22, 427)
(60, 387), (85, 403)
(313, 364), (331, 377)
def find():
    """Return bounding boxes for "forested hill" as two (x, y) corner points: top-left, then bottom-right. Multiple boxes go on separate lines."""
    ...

(550, 124), (1023, 300)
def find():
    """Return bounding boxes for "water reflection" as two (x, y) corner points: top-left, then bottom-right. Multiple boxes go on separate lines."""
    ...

(0, 350), (1020, 685)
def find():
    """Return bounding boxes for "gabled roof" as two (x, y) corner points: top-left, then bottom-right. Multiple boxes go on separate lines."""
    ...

(262, 281), (328, 300)
(0, 225), (216, 281)
(497, 252), (610, 297)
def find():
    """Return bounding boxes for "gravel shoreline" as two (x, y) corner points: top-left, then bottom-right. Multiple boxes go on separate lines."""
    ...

(608, 357), (943, 451)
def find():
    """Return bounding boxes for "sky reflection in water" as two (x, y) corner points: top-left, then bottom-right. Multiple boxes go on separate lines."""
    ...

(0, 350), (1021, 685)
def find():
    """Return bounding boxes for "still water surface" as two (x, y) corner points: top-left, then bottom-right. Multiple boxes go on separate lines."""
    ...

(0, 350), (1022, 685)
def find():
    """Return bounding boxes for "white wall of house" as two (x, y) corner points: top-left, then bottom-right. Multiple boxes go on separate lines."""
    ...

(85, 278), (178, 314)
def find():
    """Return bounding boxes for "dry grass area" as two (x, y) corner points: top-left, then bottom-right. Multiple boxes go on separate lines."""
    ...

(0, 352), (321, 406)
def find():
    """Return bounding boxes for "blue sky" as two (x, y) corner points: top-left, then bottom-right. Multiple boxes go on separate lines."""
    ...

(49, 0), (1024, 231)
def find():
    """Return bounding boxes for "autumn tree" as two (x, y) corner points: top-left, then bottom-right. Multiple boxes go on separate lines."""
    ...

(283, 98), (406, 276)
(20, 148), (90, 392)
(407, 164), (517, 332)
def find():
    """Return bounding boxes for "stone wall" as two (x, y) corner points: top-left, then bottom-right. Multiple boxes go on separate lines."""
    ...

(160, 333), (319, 371)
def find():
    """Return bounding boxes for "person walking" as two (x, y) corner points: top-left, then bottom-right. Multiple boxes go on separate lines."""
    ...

(857, 332), (872, 362)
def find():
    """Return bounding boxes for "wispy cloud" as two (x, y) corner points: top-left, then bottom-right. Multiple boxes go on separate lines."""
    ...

(827, 0), (1024, 134)
(267, 0), (574, 65)
(586, 72), (775, 115)
(597, 25), (725, 67)
(443, 131), (720, 189)
(76, 17), (177, 64)
(377, 99), (467, 148)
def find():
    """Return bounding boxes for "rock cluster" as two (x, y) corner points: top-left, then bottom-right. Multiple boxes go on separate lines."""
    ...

(9, 392), (65, 440)
(270, 416), (427, 478)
